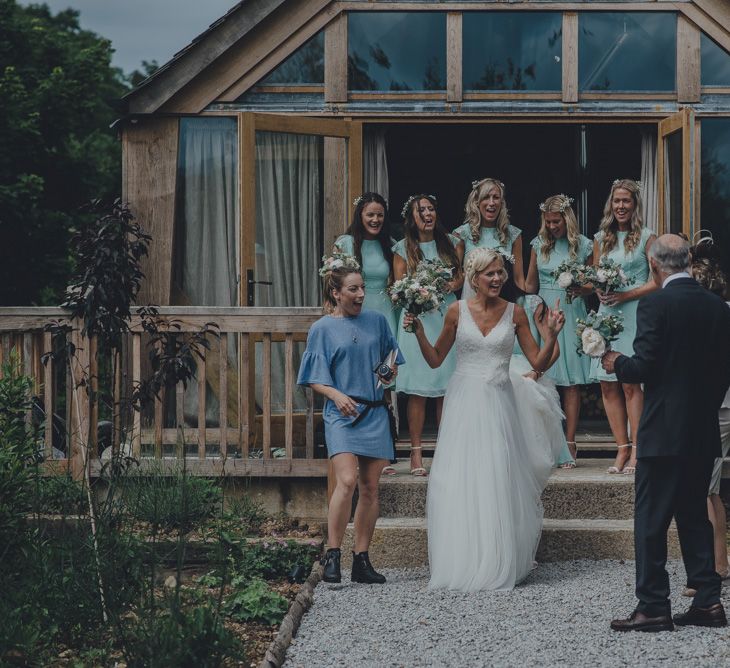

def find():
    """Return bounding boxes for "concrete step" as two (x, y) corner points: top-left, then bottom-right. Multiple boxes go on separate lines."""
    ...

(374, 459), (636, 521)
(340, 517), (680, 568)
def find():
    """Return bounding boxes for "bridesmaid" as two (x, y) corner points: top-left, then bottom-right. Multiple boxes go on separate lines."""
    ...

(525, 194), (593, 467)
(590, 179), (657, 475)
(394, 194), (464, 476)
(334, 192), (397, 335)
(453, 178), (525, 298)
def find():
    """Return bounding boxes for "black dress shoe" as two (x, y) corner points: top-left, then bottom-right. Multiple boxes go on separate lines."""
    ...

(610, 610), (674, 633)
(351, 551), (386, 584)
(673, 603), (727, 628)
(321, 548), (341, 583)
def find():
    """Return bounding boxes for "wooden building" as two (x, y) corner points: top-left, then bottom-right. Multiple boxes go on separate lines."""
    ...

(4, 0), (730, 480)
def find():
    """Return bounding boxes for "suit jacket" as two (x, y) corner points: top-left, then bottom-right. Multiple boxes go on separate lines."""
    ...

(614, 277), (730, 459)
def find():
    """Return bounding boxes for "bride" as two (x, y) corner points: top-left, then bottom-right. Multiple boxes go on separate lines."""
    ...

(404, 247), (565, 591)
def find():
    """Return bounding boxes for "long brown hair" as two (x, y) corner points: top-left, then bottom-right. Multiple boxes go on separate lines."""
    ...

(346, 192), (394, 284)
(463, 178), (511, 246)
(402, 195), (460, 275)
(538, 194), (581, 262)
(598, 179), (644, 256)
(322, 266), (362, 314)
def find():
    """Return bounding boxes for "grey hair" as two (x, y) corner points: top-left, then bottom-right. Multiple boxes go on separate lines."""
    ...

(648, 236), (691, 273)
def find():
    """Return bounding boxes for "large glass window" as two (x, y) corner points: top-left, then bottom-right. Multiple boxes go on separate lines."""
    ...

(463, 12), (562, 91)
(348, 12), (446, 91)
(701, 34), (730, 87)
(579, 12), (676, 91)
(701, 119), (730, 275)
(259, 32), (324, 85)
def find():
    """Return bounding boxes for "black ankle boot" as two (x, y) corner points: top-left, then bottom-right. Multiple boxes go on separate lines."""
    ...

(321, 548), (341, 583)
(351, 551), (386, 584)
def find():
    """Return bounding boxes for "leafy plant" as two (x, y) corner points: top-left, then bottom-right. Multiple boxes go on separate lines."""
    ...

(122, 466), (222, 532)
(224, 579), (289, 625)
(33, 473), (86, 515)
(122, 602), (245, 668)
(224, 494), (268, 535)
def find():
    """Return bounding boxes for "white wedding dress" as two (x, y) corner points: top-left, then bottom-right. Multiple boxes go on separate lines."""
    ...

(427, 300), (563, 591)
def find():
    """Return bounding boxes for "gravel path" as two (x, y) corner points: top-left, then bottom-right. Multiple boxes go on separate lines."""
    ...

(284, 560), (730, 667)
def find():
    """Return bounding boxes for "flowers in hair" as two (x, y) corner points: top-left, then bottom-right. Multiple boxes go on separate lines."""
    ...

(353, 195), (388, 208)
(472, 178), (505, 191)
(494, 248), (515, 265)
(401, 194), (437, 219)
(539, 194), (574, 213)
(319, 252), (360, 277)
(612, 179), (642, 190)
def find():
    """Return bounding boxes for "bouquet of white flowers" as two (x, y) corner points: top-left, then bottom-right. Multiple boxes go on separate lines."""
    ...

(319, 252), (360, 277)
(575, 310), (624, 358)
(389, 259), (453, 332)
(585, 257), (635, 294)
(550, 260), (592, 304)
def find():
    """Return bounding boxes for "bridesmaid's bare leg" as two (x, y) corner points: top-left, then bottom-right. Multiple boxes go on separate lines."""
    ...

(600, 381), (631, 472)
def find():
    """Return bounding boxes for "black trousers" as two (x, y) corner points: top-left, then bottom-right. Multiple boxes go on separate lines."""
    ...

(634, 456), (721, 616)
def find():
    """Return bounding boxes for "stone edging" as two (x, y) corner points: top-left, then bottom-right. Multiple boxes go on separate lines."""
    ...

(259, 559), (323, 668)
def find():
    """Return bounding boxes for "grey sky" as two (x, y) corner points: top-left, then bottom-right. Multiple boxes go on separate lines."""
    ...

(19, 0), (237, 74)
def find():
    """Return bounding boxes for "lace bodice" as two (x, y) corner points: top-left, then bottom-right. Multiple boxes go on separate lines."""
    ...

(454, 300), (515, 384)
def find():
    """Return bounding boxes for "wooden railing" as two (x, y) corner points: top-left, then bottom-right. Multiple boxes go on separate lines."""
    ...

(0, 307), (329, 478)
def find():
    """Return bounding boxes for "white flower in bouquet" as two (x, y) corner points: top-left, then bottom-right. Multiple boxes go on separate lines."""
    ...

(581, 327), (606, 357)
(388, 258), (452, 332)
(575, 310), (625, 358)
(557, 271), (574, 289)
(596, 269), (609, 284)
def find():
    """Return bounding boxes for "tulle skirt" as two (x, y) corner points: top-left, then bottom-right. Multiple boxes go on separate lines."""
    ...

(427, 369), (563, 592)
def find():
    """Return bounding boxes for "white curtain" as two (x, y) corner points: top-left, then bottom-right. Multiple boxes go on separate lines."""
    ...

(364, 127), (389, 203)
(254, 132), (323, 413)
(174, 118), (239, 437)
(641, 130), (658, 233)
(176, 117), (239, 306)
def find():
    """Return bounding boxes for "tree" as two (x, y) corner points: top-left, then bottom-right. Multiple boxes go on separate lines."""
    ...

(0, 1), (129, 304)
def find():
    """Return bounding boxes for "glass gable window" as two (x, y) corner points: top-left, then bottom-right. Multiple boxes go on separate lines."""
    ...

(259, 32), (324, 85)
(579, 12), (676, 91)
(701, 34), (730, 87)
(348, 12), (446, 91)
(463, 12), (562, 91)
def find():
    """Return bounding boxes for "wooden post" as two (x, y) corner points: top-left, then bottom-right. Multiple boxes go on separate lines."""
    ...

(562, 12), (579, 104)
(446, 12), (463, 103)
(69, 321), (91, 481)
(677, 15), (701, 104)
(325, 12), (347, 103)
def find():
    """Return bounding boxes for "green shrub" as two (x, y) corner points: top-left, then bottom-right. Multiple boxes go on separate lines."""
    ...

(224, 494), (268, 535)
(123, 603), (244, 668)
(122, 467), (222, 532)
(224, 578), (289, 625)
(33, 473), (86, 515)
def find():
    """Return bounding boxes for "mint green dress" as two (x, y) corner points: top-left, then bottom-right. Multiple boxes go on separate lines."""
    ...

(393, 239), (457, 397)
(590, 227), (654, 383)
(334, 235), (397, 335)
(530, 235), (593, 386)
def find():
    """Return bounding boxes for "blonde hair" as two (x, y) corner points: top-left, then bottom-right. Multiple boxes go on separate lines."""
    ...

(322, 266), (362, 314)
(538, 195), (581, 262)
(464, 178), (511, 247)
(598, 179), (644, 256)
(465, 248), (509, 292)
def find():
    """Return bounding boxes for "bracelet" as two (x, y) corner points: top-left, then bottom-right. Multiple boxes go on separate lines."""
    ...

(532, 368), (544, 377)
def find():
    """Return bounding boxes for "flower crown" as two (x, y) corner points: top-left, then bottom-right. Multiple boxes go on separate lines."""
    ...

(539, 194), (574, 213)
(612, 179), (643, 190)
(319, 252), (360, 278)
(471, 178), (505, 191)
(495, 247), (516, 265)
(401, 194), (437, 219)
(353, 194), (388, 208)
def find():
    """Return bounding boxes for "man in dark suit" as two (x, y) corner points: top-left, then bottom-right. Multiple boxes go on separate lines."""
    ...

(602, 234), (730, 632)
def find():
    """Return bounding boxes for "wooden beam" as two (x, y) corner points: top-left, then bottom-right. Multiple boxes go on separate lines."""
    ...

(677, 2), (730, 55)
(160, 0), (332, 114)
(677, 14), (701, 103)
(219, 9), (337, 102)
(348, 121), (363, 215)
(122, 118), (179, 306)
(337, 2), (672, 10)
(446, 12), (463, 103)
(125, 0), (288, 114)
(324, 136), (347, 247)
(682, 107), (694, 238)
(325, 11), (348, 103)
(562, 12), (578, 104)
